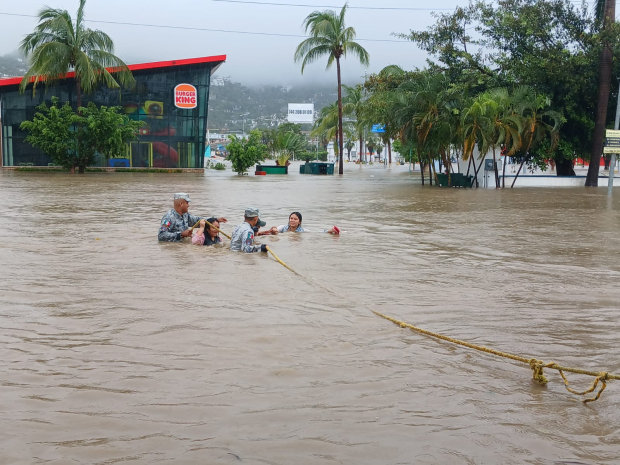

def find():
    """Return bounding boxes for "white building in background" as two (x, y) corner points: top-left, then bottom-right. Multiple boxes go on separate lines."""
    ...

(210, 75), (231, 87)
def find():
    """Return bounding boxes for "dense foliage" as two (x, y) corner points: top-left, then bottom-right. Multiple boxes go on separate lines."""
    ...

(227, 130), (268, 174)
(303, 0), (620, 186)
(399, 0), (620, 180)
(20, 97), (143, 173)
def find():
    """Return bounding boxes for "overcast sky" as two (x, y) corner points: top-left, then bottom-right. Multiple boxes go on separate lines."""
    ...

(0, 0), (465, 86)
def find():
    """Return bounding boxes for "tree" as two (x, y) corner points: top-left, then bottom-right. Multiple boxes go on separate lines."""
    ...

(20, 97), (144, 173)
(312, 101), (354, 159)
(376, 142), (384, 161)
(510, 86), (563, 187)
(20, 97), (81, 171)
(402, 0), (620, 178)
(227, 130), (267, 174)
(462, 94), (493, 187)
(277, 122), (303, 135)
(342, 84), (367, 163)
(366, 136), (376, 162)
(361, 65), (409, 164)
(393, 71), (461, 184)
(586, 0), (615, 186)
(294, 3), (370, 174)
(19, 0), (134, 109)
(345, 139), (355, 161)
(483, 88), (523, 187)
(80, 103), (143, 171)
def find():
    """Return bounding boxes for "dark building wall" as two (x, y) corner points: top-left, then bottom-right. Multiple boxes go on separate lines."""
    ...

(1, 63), (213, 168)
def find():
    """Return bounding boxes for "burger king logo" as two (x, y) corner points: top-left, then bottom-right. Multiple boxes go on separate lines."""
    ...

(174, 84), (197, 109)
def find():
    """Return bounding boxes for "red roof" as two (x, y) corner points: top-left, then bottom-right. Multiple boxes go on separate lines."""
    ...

(0, 54), (227, 88)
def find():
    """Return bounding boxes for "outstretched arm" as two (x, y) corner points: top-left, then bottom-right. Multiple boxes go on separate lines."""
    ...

(242, 231), (266, 253)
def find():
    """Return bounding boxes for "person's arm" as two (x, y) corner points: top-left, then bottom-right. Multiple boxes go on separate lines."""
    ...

(315, 226), (340, 234)
(192, 228), (205, 245)
(187, 213), (203, 228)
(276, 225), (286, 233)
(241, 230), (266, 253)
(257, 227), (277, 236)
(158, 217), (181, 242)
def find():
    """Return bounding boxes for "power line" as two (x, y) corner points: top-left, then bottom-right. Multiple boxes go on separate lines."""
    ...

(211, 0), (454, 10)
(212, 0), (615, 9)
(0, 12), (410, 43)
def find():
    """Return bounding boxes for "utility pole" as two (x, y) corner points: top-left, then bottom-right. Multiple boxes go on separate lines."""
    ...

(363, 127), (366, 163)
(609, 81), (620, 194)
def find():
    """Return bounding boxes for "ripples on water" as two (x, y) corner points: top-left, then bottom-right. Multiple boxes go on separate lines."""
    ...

(0, 165), (619, 464)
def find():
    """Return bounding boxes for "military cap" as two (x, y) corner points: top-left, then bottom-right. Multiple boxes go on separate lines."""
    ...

(245, 207), (266, 227)
(174, 193), (191, 202)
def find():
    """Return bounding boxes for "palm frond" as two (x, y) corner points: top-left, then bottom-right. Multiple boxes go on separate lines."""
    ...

(81, 29), (115, 54)
(344, 41), (370, 66)
(76, 0), (87, 35)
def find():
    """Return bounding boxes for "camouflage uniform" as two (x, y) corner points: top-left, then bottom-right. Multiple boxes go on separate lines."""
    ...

(158, 209), (204, 242)
(230, 222), (263, 253)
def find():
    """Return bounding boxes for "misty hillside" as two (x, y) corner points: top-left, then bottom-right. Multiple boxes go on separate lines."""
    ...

(0, 53), (27, 78)
(208, 79), (344, 132)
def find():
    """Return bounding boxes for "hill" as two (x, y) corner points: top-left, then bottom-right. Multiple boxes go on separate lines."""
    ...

(0, 53), (27, 78)
(208, 78), (345, 132)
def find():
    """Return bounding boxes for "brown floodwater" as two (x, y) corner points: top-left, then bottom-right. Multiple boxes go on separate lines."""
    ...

(0, 163), (619, 465)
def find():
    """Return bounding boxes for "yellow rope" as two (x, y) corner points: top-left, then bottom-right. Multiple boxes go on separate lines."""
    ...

(372, 310), (618, 403)
(265, 246), (299, 275)
(191, 219), (232, 240)
(189, 219), (616, 403)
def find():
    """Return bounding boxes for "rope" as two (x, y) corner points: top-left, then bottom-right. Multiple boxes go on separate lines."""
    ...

(191, 219), (232, 240)
(192, 218), (616, 403)
(265, 246), (337, 295)
(265, 246), (299, 275)
(372, 310), (618, 403)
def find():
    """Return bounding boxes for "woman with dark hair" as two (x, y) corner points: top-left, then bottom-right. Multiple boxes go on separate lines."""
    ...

(192, 217), (223, 246)
(275, 212), (339, 235)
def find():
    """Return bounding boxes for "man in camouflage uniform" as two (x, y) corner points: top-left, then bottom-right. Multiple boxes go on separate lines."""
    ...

(158, 193), (227, 242)
(230, 207), (269, 253)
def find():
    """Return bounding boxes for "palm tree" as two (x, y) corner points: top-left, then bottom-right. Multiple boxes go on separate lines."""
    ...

(586, 0), (615, 186)
(366, 136), (377, 162)
(510, 86), (562, 188)
(294, 3), (370, 174)
(342, 84), (367, 164)
(462, 95), (493, 187)
(345, 139), (355, 161)
(19, 0), (134, 110)
(312, 103), (339, 147)
(274, 131), (306, 164)
(363, 65), (406, 165)
(483, 88), (522, 188)
(376, 142), (384, 162)
(395, 72), (460, 185)
(313, 102), (354, 159)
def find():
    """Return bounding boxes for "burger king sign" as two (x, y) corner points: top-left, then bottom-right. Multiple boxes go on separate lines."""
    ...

(174, 84), (197, 109)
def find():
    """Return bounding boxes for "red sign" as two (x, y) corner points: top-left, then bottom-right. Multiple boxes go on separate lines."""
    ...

(174, 84), (197, 109)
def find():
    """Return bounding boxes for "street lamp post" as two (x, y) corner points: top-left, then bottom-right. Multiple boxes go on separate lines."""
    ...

(238, 112), (250, 138)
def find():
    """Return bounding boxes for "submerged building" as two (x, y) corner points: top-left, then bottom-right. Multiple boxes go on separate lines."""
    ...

(0, 54), (226, 170)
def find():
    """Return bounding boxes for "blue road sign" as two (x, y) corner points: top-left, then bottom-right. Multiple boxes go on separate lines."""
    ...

(371, 124), (385, 133)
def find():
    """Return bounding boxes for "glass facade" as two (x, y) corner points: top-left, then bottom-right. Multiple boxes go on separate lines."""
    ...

(1, 58), (221, 169)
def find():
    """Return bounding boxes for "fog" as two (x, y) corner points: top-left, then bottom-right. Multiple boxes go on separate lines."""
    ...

(0, 0), (464, 86)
